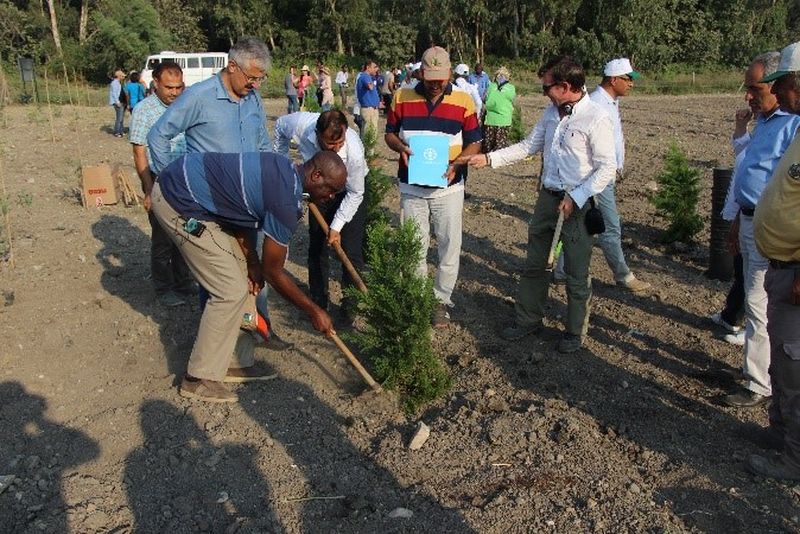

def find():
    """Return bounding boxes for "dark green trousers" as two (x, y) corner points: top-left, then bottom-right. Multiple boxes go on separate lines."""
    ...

(515, 190), (593, 336)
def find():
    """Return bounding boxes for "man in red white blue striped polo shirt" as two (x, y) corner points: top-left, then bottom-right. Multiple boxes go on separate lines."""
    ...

(385, 46), (482, 327)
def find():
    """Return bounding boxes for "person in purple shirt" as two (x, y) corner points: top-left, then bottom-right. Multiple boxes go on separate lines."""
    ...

(151, 150), (347, 403)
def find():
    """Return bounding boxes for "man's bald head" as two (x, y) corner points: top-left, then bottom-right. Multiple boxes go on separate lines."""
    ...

(303, 150), (347, 204)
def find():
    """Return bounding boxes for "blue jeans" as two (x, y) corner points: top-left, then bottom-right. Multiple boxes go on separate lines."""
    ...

(113, 104), (124, 135)
(595, 183), (630, 281)
(321, 103), (332, 112)
(286, 95), (299, 114)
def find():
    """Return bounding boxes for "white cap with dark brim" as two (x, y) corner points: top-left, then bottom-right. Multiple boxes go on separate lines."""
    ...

(603, 58), (641, 80)
(761, 41), (800, 82)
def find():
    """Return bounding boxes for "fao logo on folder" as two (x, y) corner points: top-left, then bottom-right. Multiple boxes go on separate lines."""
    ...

(423, 148), (438, 161)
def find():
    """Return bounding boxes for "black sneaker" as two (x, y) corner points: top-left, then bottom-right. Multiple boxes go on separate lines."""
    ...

(557, 333), (583, 353)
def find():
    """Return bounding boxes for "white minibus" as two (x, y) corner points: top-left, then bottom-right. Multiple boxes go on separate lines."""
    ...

(140, 52), (228, 87)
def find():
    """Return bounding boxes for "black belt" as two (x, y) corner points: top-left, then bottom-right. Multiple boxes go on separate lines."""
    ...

(544, 188), (565, 199)
(740, 206), (755, 216)
(769, 259), (800, 269)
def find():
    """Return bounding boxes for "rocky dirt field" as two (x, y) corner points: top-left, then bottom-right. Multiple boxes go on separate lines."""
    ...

(1, 94), (799, 533)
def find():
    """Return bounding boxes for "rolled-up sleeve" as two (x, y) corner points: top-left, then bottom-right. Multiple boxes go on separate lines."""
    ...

(331, 131), (367, 232)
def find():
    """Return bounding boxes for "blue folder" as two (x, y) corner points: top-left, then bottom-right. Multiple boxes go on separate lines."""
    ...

(408, 135), (451, 188)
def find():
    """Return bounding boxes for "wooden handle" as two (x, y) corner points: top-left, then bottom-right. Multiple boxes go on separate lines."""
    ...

(546, 211), (565, 272)
(307, 202), (368, 293)
(328, 332), (382, 392)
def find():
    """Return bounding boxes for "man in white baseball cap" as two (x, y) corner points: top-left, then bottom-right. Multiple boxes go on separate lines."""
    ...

(554, 57), (650, 293)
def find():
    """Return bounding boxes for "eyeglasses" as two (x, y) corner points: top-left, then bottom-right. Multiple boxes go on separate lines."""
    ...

(616, 75), (633, 82)
(235, 63), (267, 84)
(542, 82), (559, 95)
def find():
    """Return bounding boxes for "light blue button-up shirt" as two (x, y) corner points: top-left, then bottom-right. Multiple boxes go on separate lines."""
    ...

(734, 109), (800, 209)
(468, 71), (490, 100)
(147, 73), (271, 174)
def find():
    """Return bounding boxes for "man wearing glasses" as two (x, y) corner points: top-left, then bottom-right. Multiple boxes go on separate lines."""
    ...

(553, 58), (650, 293)
(466, 56), (616, 353)
(147, 37), (272, 174)
(147, 37), (275, 395)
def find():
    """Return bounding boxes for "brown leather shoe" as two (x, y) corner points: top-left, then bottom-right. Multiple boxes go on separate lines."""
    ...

(617, 275), (651, 293)
(224, 365), (278, 383)
(179, 378), (237, 403)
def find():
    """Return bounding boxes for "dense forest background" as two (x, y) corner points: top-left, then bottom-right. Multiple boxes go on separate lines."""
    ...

(1, 0), (799, 83)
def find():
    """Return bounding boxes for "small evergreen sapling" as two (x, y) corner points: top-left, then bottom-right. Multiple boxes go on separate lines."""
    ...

(510, 103), (525, 143)
(360, 125), (394, 226)
(651, 142), (703, 243)
(344, 220), (450, 412)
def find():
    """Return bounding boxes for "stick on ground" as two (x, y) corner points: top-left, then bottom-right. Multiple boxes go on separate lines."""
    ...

(43, 69), (56, 144)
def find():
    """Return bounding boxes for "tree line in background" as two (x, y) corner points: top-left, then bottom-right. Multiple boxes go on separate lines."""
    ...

(1, 0), (799, 83)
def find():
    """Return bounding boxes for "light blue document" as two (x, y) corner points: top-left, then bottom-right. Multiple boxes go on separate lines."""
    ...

(408, 135), (451, 188)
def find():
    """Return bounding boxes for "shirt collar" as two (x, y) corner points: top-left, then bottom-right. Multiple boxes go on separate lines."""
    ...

(571, 93), (592, 114)
(214, 72), (253, 102)
(763, 107), (790, 122)
(594, 85), (617, 106)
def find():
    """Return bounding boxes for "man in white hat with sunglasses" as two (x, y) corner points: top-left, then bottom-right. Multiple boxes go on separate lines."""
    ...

(555, 58), (650, 294)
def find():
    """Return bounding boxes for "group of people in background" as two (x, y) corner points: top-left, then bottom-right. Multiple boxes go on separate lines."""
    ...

(108, 69), (151, 137)
(107, 35), (800, 484)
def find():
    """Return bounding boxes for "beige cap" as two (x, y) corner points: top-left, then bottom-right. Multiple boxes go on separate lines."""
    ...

(495, 66), (511, 79)
(421, 46), (451, 80)
(301, 64), (310, 72)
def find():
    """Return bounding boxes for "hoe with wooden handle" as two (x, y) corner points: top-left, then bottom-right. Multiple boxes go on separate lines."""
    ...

(305, 198), (379, 391)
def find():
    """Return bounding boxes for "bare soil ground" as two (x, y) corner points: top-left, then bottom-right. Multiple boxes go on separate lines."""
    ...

(1, 95), (798, 533)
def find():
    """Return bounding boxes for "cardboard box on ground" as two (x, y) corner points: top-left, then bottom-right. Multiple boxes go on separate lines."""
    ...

(81, 164), (140, 208)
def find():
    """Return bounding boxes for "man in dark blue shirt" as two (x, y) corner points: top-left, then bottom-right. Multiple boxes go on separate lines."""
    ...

(151, 150), (347, 402)
(356, 60), (380, 138)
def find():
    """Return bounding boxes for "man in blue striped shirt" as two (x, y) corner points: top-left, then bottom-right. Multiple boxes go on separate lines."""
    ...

(150, 151), (347, 402)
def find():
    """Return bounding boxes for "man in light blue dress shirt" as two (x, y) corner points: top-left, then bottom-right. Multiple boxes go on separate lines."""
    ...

(147, 37), (272, 174)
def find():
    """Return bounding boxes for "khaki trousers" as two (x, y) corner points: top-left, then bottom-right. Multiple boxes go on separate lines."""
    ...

(360, 107), (379, 139)
(151, 183), (255, 381)
(516, 190), (593, 336)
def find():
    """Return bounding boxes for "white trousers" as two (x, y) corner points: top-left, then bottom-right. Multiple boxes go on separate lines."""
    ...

(740, 214), (772, 396)
(400, 189), (464, 306)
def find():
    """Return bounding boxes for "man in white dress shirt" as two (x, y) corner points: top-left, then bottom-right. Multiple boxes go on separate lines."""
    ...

(273, 110), (368, 321)
(467, 56), (616, 353)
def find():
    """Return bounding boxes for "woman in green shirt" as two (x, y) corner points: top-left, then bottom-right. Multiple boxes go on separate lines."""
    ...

(482, 67), (516, 153)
